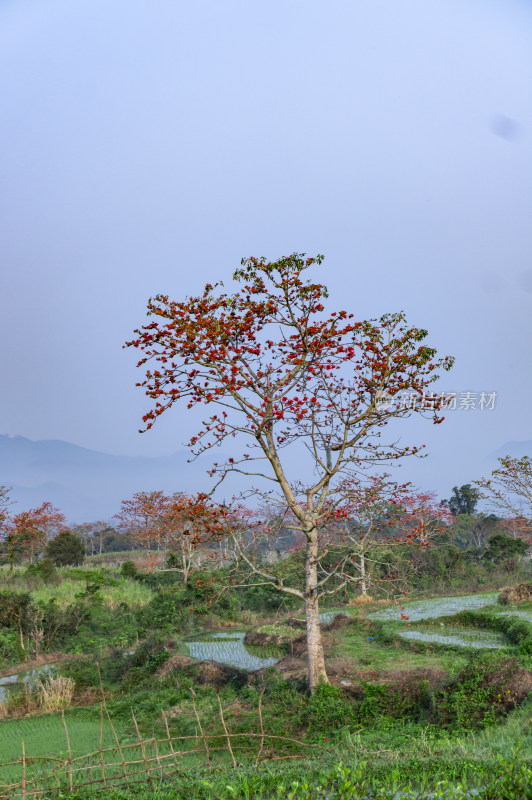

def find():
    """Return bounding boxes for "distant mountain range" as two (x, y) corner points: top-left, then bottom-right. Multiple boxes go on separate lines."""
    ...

(0, 434), (215, 523)
(492, 440), (532, 458)
(0, 434), (530, 524)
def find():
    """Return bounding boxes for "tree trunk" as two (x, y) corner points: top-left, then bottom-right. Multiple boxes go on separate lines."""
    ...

(305, 537), (328, 693)
(359, 552), (367, 595)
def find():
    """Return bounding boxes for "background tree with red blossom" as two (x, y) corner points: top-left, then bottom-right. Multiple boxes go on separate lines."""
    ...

(116, 490), (224, 580)
(162, 492), (224, 583)
(475, 455), (532, 549)
(320, 483), (452, 597)
(115, 490), (168, 553)
(7, 502), (67, 570)
(127, 253), (453, 691)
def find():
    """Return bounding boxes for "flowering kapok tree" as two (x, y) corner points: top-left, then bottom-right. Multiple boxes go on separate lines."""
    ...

(220, 484), (451, 627)
(320, 483), (452, 597)
(115, 491), (169, 553)
(7, 502), (67, 569)
(116, 490), (230, 579)
(126, 253), (453, 691)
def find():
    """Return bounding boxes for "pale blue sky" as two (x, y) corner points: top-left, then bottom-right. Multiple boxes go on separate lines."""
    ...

(1, 0), (531, 500)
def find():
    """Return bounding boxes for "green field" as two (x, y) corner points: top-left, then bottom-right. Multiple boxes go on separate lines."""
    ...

(0, 555), (530, 798)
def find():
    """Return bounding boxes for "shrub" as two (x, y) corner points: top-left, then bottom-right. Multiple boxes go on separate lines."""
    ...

(120, 561), (138, 579)
(25, 559), (60, 583)
(296, 681), (358, 741)
(59, 659), (101, 689)
(435, 654), (532, 730)
(45, 532), (85, 567)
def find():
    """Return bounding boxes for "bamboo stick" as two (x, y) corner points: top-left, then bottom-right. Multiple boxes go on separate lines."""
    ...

(131, 708), (153, 788)
(217, 695), (236, 769)
(255, 689), (266, 766)
(189, 688), (210, 764)
(162, 711), (179, 770)
(61, 710), (73, 792)
(99, 703), (108, 788)
(21, 740), (26, 800)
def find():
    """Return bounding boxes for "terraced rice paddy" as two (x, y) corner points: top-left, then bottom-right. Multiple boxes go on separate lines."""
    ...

(185, 631), (283, 670)
(492, 607), (532, 624)
(0, 664), (55, 703)
(320, 591), (530, 651)
(367, 591), (499, 623)
(397, 626), (510, 649)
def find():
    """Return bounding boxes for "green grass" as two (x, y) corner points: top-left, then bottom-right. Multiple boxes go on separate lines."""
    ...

(0, 708), (130, 784)
(329, 621), (469, 677)
(21, 749), (532, 799)
(31, 580), (153, 610)
(256, 623), (299, 637)
(0, 567), (154, 611)
(0, 574), (530, 798)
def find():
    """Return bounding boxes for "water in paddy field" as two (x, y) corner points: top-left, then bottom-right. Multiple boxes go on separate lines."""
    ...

(185, 631), (283, 670)
(0, 664), (55, 702)
(397, 627), (510, 649)
(367, 592), (499, 623)
(320, 592), (498, 625)
(493, 607), (532, 624)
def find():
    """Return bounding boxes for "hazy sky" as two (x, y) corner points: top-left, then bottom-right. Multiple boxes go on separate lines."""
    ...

(1, 0), (531, 498)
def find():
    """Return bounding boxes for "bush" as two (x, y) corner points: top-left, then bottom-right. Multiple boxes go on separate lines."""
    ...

(484, 534), (528, 565)
(59, 659), (101, 689)
(296, 681), (358, 741)
(0, 628), (20, 661)
(120, 561), (138, 579)
(435, 654), (532, 730)
(25, 559), (60, 583)
(45, 531), (85, 566)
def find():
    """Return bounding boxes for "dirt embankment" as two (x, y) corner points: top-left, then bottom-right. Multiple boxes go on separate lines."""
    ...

(0, 652), (84, 680)
(498, 583), (532, 605)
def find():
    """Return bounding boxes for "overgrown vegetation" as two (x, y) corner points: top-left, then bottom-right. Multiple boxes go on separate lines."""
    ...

(0, 538), (530, 798)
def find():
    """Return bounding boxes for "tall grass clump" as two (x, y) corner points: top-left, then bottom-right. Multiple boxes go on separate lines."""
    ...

(37, 675), (75, 711)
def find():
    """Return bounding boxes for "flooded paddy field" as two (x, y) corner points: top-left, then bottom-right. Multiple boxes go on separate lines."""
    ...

(185, 630), (284, 670)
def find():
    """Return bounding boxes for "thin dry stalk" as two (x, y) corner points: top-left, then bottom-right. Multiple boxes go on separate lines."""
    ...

(162, 711), (179, 769)
(21, 740), (26, 800)
(217, 695), (236, 769)
(190, 688), (210, 763)
(102, 697), (130, 787)
(61, 710), (73, 792)
(99, 703), (108, 788)
(131, 708), (153, 788)
(153, 738), (163, 781)
(255, 689), (266, 766)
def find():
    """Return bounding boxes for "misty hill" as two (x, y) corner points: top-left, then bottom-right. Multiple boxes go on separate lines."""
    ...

(0, 434), (215, 523)
(1, 434), (531, 525)
(492, 440), (532, 459)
